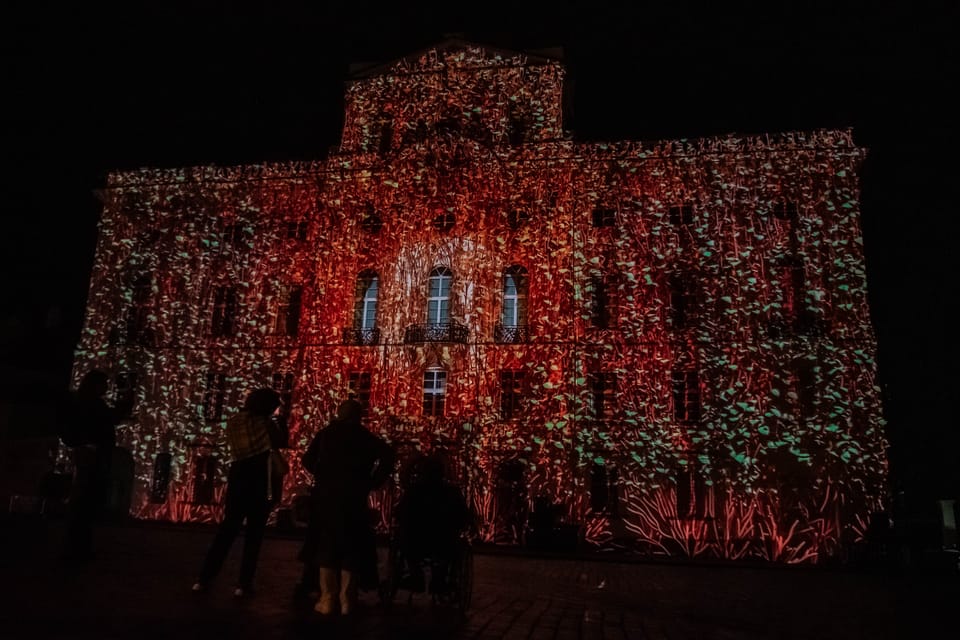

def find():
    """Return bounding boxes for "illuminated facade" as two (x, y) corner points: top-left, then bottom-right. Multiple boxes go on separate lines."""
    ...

(74, 41), (888, 562)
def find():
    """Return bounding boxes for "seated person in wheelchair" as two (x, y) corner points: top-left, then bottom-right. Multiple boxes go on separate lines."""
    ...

(395, 454), (470, 594)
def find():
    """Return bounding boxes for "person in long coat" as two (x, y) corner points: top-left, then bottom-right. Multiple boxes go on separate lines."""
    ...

(299, 398), (394, 615)
(193, 388), (288, 597)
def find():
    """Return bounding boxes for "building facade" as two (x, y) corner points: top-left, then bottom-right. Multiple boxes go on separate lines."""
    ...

(74, 40), (888, 562)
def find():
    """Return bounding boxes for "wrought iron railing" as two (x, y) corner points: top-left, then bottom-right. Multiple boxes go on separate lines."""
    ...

(403, 322), (469, 344)
(494, 322), (529, 344)
(341, 327), (381, 346)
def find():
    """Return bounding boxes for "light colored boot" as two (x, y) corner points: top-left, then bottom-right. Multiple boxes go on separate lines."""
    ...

(339, 570), (356, 615)
(314, 568), (339, 615)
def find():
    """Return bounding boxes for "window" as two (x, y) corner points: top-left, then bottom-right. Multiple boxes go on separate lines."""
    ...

(422, 369), (447, 417)
(590, 463), (619, 515)
(361, 208), (383, 234)
(669, 204), (694, 226)
(202, 371), (226, 422)
(191, 455), (217, 505)
(150, 452), (172, 504)
(274, 285), (302, 336)
(589, 372), (617, 421)
(222, 221), (247, 248)
(500, 370), (525, 420)
(353, 270), (379, 332)
(590, 274), (615, 329)
(669, 273), (696, 329)
(672, 370), (701, 424)
(772, 200), (799, 221)
(348, 372), (372, 416)
(114, 372), (138, 418)
(592, 207), (616, 228)
(124, 275), (154, 344)
(271, 372), (294, 419)
(210, 286), (238, 337)
(675, 464), (706, 519)
(427, 267), (452, 324)
(284, 219), (308, 241)
(378, 119), (393, 153)
(433, 211), (456, 232)
(506, 209), (528, 230)
(501, 266), (528, 328)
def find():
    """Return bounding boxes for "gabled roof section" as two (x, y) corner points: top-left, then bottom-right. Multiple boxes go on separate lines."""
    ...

(347, 35), (564, 79)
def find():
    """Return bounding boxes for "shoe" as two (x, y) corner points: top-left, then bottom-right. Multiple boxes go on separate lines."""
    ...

(191, 582), (206, 593)
(234, 585), (253, 598)
(314, 596), (336, 615)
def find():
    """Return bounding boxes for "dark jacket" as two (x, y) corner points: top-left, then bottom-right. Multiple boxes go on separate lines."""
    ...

(300, 414), (394, 570)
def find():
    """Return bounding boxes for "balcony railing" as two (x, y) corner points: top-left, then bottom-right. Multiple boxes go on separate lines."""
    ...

(494, 322), (529, 344)
(342, 327), (381, 346)
(403, 322), (469, 344)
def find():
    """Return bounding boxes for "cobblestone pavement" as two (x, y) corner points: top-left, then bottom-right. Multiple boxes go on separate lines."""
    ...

(0, 518), (955, 639)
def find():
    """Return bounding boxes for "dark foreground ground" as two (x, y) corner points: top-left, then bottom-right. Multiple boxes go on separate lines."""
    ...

(0, 518), (956, 639)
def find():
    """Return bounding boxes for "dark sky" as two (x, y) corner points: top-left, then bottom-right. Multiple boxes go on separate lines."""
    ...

(4, 2), (958, 494)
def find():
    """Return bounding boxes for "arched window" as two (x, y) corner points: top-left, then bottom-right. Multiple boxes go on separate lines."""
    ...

(354, 270), (379, 331)
(501, 266), (528, 327)
(427, 267), (452, 325)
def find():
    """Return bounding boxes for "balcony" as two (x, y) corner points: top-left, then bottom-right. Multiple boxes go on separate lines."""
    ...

(494, 322), (529, 344)
(342, 327), (381, 346)
(403, 322), (468, 344)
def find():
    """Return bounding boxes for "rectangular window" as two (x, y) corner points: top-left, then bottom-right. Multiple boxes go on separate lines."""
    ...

(210, 286), (238, 337)
(271, 372), (295, 419)
(202, 371), (226, 422)
(675, 464), (706, 519)
(590, 274), (617, 329)
(114, 372), (138, 418)
(500, 370), (525, 420)
(669, 273), (696, 329)
(191, 455), (217, 505)
(222, 221), (247, 248)
(590, 463), (619, 515)
(669, 204), (694, 226)
(589, 372), (617, 421)
(672, 370), (701, 424)
(285, 219), (308, 241)
(422, 370), (447, 417)
(591, 207), (616, 228)
(274, 286), (302, 336)
(773, 200), (799, 221)
(348, 371), (372, 416)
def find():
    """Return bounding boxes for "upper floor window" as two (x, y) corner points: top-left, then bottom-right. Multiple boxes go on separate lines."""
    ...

(669, 273), (696, 329)
(123, 274), (154, 344)
(274, 285), (302, 337)
(378, 119), (393, 154)
(422, 369), (447, 417)
(114, 371), (138, 418)
(210, 286), (238, 337)
(433, 212), (456, 232)
(672, 370), (701, 424)
(592, 207), (616, 228)
(589, 274), (617, 329)
(427, 267), (452, 325)
(590, 463), (619, 515)
(506, 209), (528, 230)
(361, 206), (383, 234)
(501, 266), (528, 328)
(500, 369), (526, 420)
(222, 220), (249, 249)
(589, 372), (617, 421)
(772, 200), (799, 221)
(354, 271), (379, 331)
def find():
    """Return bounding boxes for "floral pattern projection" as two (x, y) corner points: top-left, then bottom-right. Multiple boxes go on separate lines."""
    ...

(73, 43), (887, 562)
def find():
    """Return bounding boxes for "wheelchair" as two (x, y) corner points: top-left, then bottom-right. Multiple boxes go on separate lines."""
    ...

(378, 528), (474, 612)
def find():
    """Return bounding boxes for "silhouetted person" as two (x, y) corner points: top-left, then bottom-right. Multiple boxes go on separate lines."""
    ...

(299, 398), (394, 615)
(193, 388), (289, 597)
(395, 454), (470, 594)
(59, 369), (132, 564)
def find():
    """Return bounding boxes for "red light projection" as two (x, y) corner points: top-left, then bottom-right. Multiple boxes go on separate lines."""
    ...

(74, 42), (887, 562)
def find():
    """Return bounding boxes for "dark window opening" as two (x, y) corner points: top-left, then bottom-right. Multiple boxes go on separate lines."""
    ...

(669, 273), (696, 329)
(274, 286), (302, 337)
(508, 115), (525, 145)
(114, 372), (137, 418)
(202, 371), (226, 423)
(349, 371), (372, 417)
(592, 207), (616, 228)
(589, 372), (617, 421)
(590, 463), (619, 515)
(191, 455), (217, 505)
(150, 452), (172, 504)
(507, 209), (528, 230)
(773, 200), (799, 221)
(272, 372), (295, 420)
(285, 219), (308, 241)
(361, 211), (383, 234)
(500, 369), (526, 420)
(669, 204), (694, 226)
(433, 212), (456, 232)
(210, 286), (238, 337)
(223, 221), (248, 248)
(675, 465), (706, 519)
(378, 120), (393, 153)
(672, 370), (701, 424)
(590, 275), (615, 329)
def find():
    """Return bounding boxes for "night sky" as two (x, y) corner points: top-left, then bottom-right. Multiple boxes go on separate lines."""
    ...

(4, 2), (958, 497)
